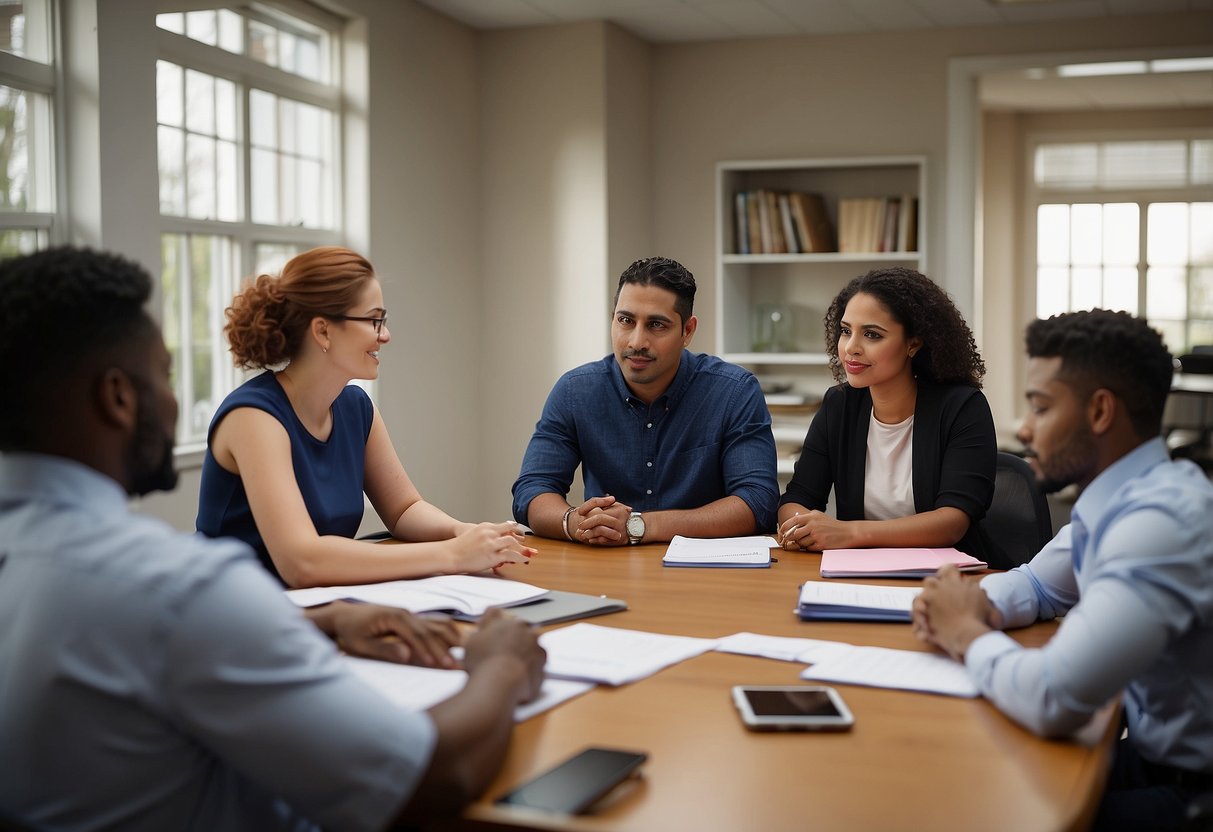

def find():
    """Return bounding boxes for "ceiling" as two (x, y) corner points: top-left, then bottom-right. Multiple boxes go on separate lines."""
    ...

(414, 0), (1213, 110)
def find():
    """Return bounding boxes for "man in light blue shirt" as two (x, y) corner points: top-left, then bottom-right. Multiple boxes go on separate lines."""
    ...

(912, 309), (1213, 831)
(0, 247), (546, 831)
(512, 257), (778, 545)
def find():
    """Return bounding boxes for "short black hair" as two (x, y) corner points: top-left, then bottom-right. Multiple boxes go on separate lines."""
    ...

(614, 257), (696, 327)
(0, 246), (156, 449)
(1025, 309), (1172, 438)
(824, 267), (985, 387)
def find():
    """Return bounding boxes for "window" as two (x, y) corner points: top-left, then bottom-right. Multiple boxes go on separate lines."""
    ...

(0, 0), (56, 257)
(156, 3), (342, 449)
(1032, 137), (1213, 354)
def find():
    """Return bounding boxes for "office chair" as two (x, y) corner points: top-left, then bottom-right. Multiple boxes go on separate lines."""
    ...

(981, 452), (1053, 570)
(1168, 348), (1213, 471)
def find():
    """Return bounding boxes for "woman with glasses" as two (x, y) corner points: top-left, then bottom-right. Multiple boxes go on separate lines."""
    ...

(197, 246), (533, 587)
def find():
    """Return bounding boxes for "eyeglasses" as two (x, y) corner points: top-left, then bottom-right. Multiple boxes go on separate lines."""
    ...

(330, 313), (388, 335)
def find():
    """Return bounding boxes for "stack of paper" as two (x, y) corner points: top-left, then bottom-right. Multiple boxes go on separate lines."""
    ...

(820, 547), (987, 579)
(539, 623), (717, 686)
(286, 574), (550, 619)
(796, 581), (921, 622)
(662, 535), (778, 568)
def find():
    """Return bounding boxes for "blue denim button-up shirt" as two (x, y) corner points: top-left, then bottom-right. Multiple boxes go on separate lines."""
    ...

(511, 351), (778, 531)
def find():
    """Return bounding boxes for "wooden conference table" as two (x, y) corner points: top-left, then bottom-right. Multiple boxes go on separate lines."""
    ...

(434, 537), (1117, 832)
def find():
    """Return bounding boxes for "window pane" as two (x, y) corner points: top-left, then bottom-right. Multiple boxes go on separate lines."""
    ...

(185, 69), (215, 136)
(1038, 205), (1069, 265)
(1037, 267), (1069, 319)
(250, 88), (276, 148)
(298, 103), (322, 157)
(156, 12), (184, 35)
(299, 158), (322, 227)
(189, 236), (216, 440)
(217, 9), (243, 54)
(280, 98), (298, 154)
(1191, 203), (1213, 265)
(186, 134), (215, 219)
(1036, 144), (1097, 188)
(0, 84), (29, 210)
(216, 139), (238, 222)
(1103, 267), (1138, 315)
(160, 233), (185, 441)
(1072, 266), (1101, 310)
(251, 147), (278, 224)
(1148, 203), (1189, 267)
(157, 125), (185, 215)
(1070, 204), (1101, 266)
(215, 77), (236, 141)
(185, 11), (217, 46)
(1194, 140), (1213, 186)
(0, 228), (42, 256)
(157, 61), (183, 128)
(1189, 320), (1213, 351)
(296, 37), (322, 82)
(253, 242), (303, 277)
(1103, 141), (1186, 188)
(1147, 266), (1188, 319)
(1103, 203), (1139, 265)
(248, 19), (277, 67)
(1192, 268), (1213, 318)
(280, 154), (298, 225)
(2, 0), (50, 62)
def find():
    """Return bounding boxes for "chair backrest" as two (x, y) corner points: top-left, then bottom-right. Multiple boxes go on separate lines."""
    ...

(981, 452), (1053, 569)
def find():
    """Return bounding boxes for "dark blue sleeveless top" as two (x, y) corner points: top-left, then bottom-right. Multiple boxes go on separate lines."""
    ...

(196, 371), (374, 583)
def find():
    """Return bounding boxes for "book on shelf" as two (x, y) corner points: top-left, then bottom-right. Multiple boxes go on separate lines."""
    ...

(746, 192), (763, 254)
(756, 191), (773, 253)
(819, 547), (987, 579)
(732, 189), (837, 255)
(838, 195), (918, 254)
(734, 191), (749, 255)
(764, 190), (787, 253)
(778, 193), (800, 254)
(789, 191), (836, 253)
(898, 195), (918, 252)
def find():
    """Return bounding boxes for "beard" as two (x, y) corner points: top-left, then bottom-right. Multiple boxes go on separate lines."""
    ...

(1029, 422), (1098, 494)
(126, 379), (178, 497)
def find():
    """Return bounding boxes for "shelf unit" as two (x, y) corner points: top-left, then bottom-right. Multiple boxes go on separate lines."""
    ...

(715, 156), (928, 475)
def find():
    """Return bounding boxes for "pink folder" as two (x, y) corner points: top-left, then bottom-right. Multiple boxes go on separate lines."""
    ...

(819, 547), (987, 579)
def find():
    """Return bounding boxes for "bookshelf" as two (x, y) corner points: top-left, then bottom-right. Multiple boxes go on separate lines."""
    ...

(714, 156), (928, 475)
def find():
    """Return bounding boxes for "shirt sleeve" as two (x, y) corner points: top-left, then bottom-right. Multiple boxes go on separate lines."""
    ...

(511, 379), (581, 524)
(933, 390), (997, 520)
(981, 523), (1078, 629)
(163, 560), (436, 832)
(779, 386), (836, 512)
(719, 373), (779, 531)
(967, 509), (1198, 738)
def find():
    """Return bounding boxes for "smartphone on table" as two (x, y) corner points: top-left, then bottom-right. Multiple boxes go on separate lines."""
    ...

(494, 746), (648, 814)
(732, 685), (854, 732)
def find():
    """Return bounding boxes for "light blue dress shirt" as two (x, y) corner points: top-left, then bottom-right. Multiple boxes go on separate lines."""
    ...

(511, 351), (779, 531)
(968, 438), (1213, 773)
(0, 453), (436, 831)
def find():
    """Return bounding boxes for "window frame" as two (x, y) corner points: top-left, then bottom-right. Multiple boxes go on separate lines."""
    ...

(1025, 127), (1213, 352)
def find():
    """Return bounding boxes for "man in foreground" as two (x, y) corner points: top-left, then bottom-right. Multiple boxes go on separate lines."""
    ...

(912, 309), (1212, 830)
(0, 247), (545, 830)
(512, 256), (778, 545)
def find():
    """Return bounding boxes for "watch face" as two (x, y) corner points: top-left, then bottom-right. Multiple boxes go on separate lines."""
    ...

(627, 514), (644, 537)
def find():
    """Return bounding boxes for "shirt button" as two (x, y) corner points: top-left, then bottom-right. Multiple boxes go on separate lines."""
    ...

(646, 423), (653, 428)
(646, 461), (653, 468)
(646, 489), (652, 495)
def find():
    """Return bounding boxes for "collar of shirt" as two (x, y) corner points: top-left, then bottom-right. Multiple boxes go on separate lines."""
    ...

(608, 349), (695, 410)
(1069, 437), (1170, 566)
(0, 452), (128, 519)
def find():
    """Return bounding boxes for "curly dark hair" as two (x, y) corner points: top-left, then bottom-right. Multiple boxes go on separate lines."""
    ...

(0, 246), (156, 449)
(225, 246), (376, 368)
(1026, 309), (1172, 438)
(614, 256), (696, 326)
(824, 267), (985, 387)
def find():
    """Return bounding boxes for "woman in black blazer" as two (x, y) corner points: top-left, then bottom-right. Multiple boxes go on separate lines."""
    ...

(777, 267), (996, 560)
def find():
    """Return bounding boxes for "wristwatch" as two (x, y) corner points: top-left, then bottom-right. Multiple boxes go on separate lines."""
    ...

(626, 511), (645, 545)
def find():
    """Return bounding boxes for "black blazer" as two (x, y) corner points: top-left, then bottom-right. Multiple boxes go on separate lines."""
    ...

(779, 382), (997, 559)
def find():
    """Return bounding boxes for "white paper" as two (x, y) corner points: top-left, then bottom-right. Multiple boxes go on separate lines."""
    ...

(715, 632), (855, 664)
(662, 535), (779, 565)
(539, 623), (717, 686)
(343, 656), (594, 722)
(797, 581), (921, 612)
(286, 575), (549, 616)
(799, 645), (979, 698)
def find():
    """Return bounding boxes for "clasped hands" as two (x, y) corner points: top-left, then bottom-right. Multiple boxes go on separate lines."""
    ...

(567, 495), (632, 547)
(910, 565), (1002, 661)
(775, 510), (853, 552)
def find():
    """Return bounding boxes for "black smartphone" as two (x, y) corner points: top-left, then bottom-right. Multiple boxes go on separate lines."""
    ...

(494, 747), (648, 814)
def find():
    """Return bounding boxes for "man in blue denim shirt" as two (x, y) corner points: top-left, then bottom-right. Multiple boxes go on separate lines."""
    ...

(511, 257), (778, 546)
